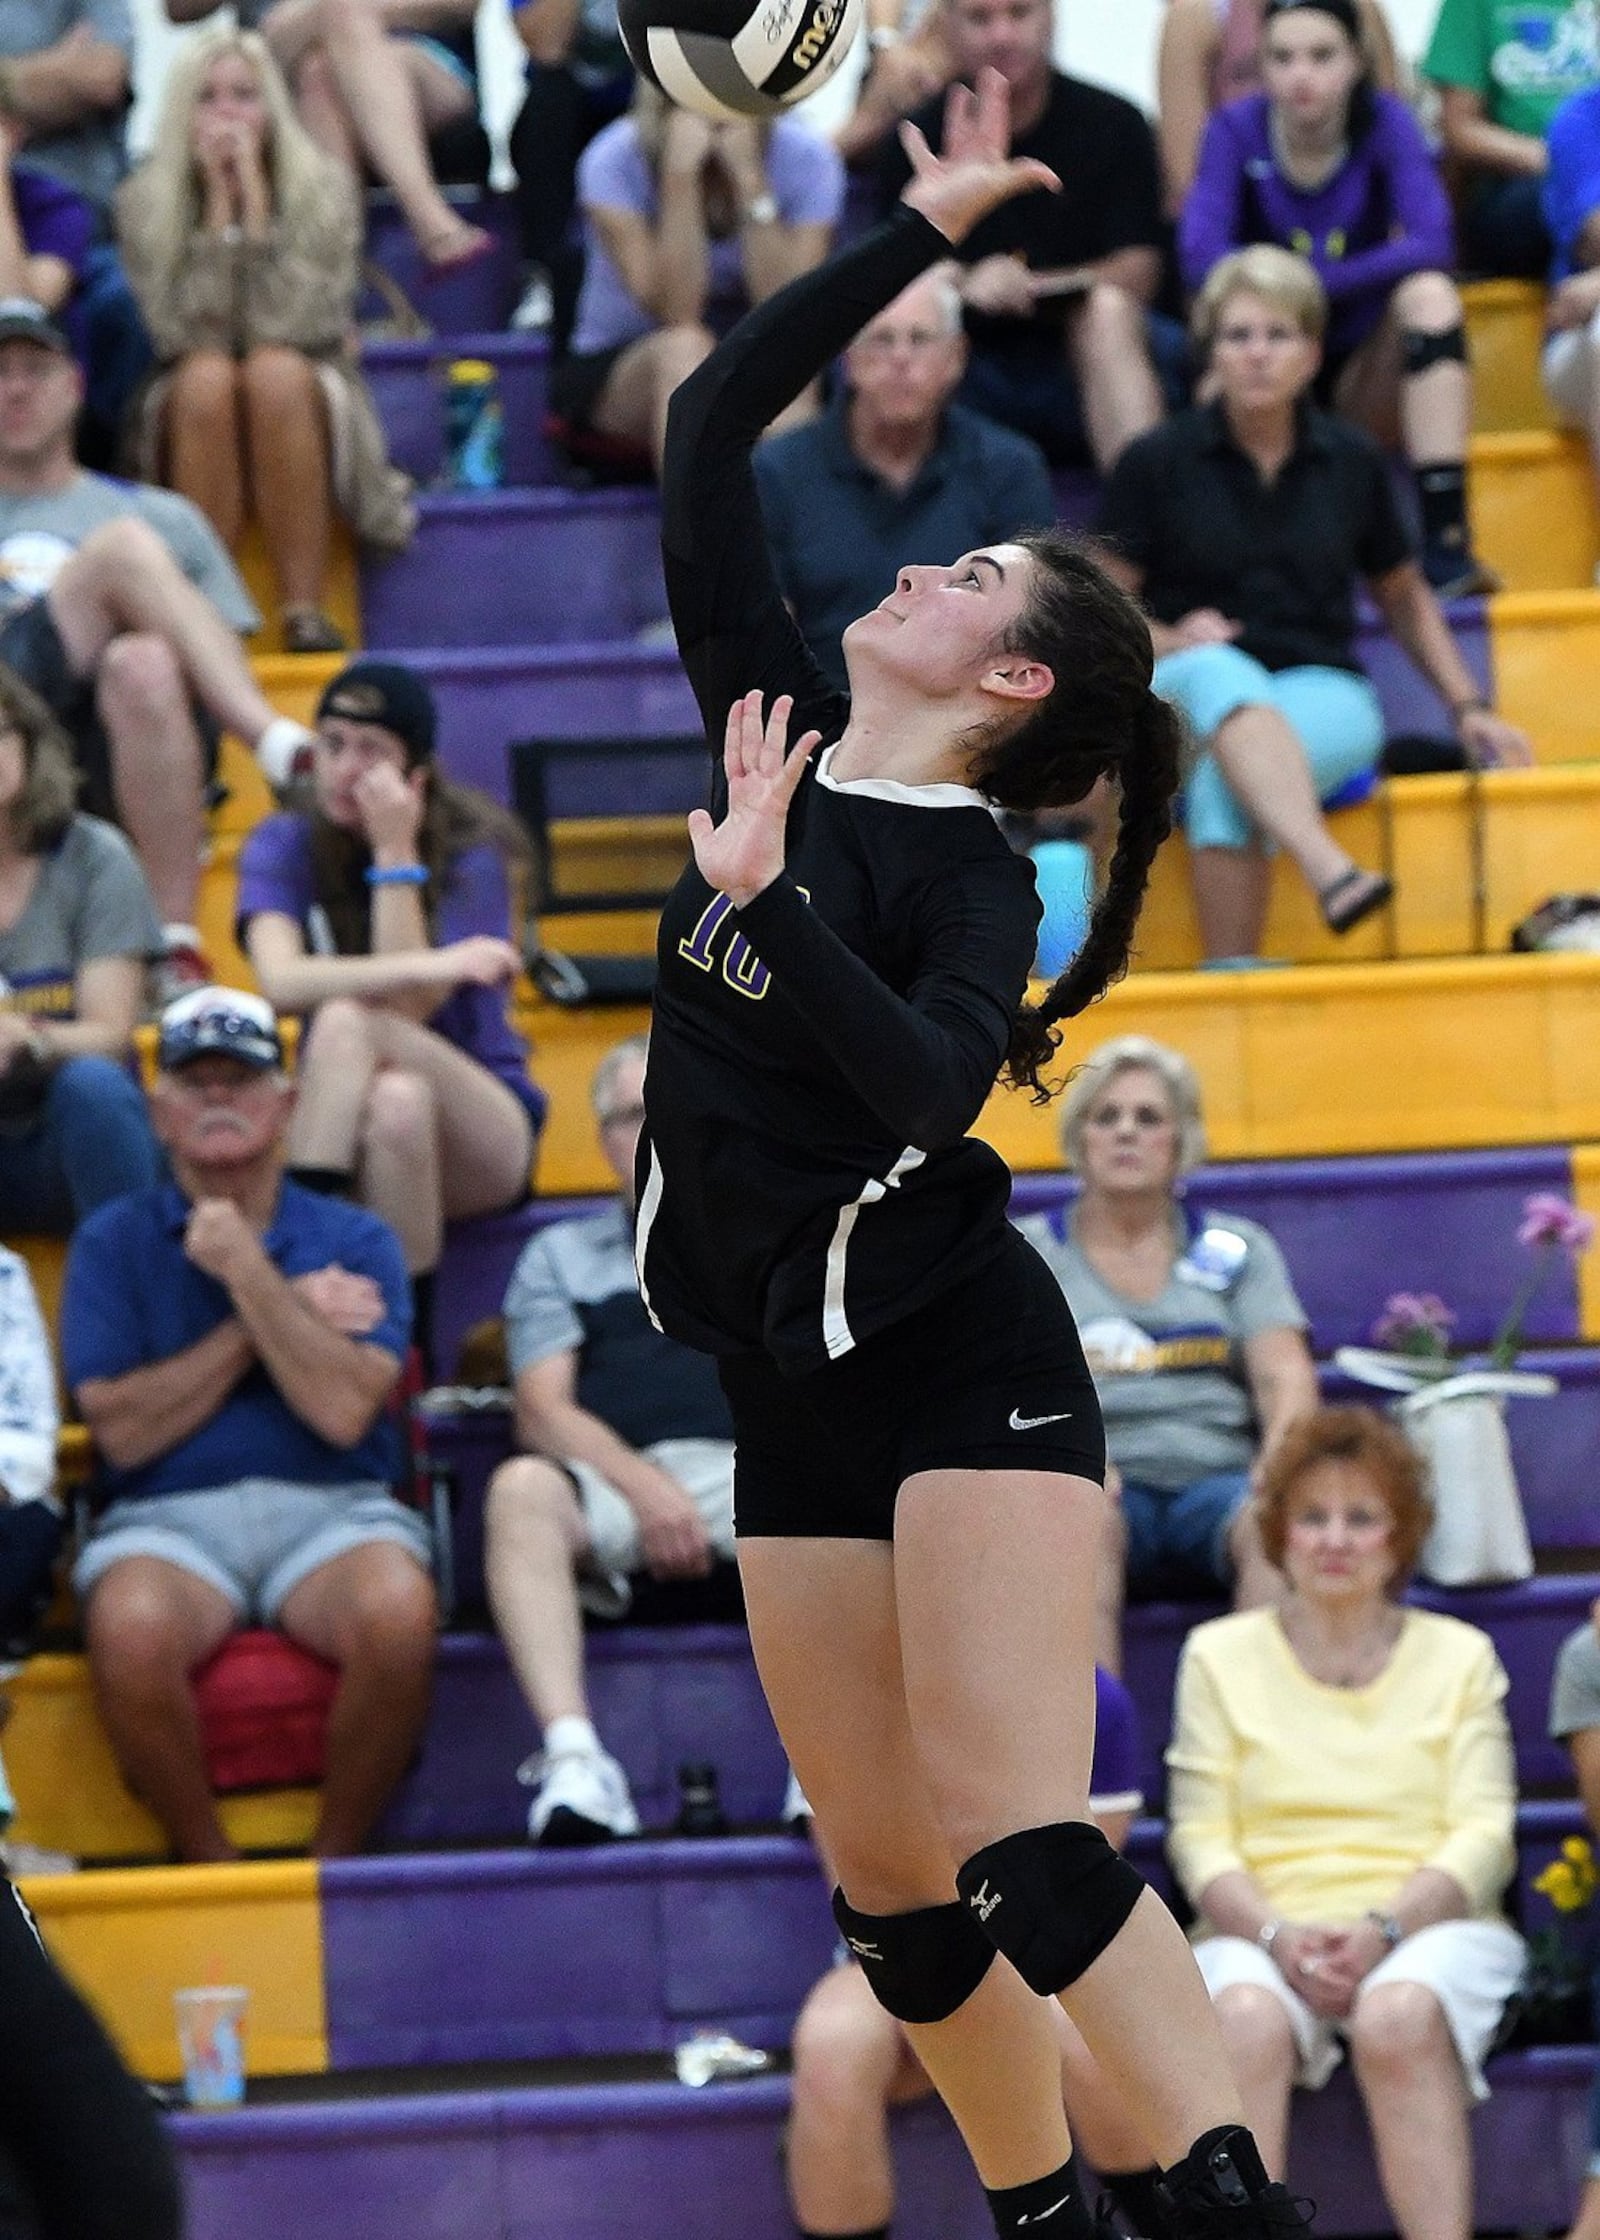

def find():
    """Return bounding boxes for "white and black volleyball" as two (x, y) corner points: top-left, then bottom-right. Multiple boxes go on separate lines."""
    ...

(618, 0), (865, 119)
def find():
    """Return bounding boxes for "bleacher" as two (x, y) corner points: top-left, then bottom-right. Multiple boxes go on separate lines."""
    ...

(5, 204), (1600, 2240)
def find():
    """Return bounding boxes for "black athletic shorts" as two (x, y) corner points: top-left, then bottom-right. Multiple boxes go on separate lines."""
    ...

(718, 1226), (1106, 1542)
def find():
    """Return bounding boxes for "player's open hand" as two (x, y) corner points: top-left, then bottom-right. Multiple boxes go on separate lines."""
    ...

(898, 65), (1060, 248)
(687, 689), (819, 910)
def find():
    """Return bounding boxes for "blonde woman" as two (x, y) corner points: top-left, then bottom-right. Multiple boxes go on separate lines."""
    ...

(117, 30), (414, 654)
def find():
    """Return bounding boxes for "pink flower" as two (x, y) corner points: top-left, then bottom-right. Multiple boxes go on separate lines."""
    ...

(1372, 1292), (1456, 1354)
(1517, 1193), (1598, 1255)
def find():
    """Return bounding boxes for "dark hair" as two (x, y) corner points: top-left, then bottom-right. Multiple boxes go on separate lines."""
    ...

(966, 531), (1182, 1100)
(308, 775), (533, 956)
(0, 660), (79, 852)
(1255, 1404), (1432, 1588)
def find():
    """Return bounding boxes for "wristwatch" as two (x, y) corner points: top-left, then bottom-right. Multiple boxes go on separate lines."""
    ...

(743, 192), (779, 226)
(1365, 1909), (1404, 1949)
(1256, 1920), (1285, 1954)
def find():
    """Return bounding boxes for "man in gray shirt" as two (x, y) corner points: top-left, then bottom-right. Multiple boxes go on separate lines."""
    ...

(0, 299), (314, 987)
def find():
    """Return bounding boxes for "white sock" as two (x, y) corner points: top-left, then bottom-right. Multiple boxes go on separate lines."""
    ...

(543, 1715), (601, 1761)
(255, 716), (315, 790)
(160, 923), (203, 953)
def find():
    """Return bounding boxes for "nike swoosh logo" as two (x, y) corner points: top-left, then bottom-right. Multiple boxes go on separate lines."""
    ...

(1009, 1408), (1073, 1430)
(1017, 2197), (1074, 2225)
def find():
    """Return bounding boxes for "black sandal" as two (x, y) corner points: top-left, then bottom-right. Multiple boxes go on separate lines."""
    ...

(1319, 865), (1394, 935)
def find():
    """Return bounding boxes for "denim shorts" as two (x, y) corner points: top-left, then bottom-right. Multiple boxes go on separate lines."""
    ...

(1154, 644), (1385, 852)
(1121, 1468), (1251, 1596)
(73, 1478), (432, 1623)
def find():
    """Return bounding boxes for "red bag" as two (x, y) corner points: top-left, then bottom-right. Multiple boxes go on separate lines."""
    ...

(192, 1631), (338, 1792)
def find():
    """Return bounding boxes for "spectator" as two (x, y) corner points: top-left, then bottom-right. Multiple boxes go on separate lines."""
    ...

(1096, 246), (1530, 961)
(506, 0), (631, 334)
(165, 0), (491, 274)
(0, 663), (162, 1240)
(1425, 0), (1600, 278)
(552, 87), (842, 479)
(834, 0), (954, 168)
(237, 660), (542, 1356)
(1180, 0), (1491, 601)
(484, 1034), (736, 1845)
(1167, 1405), (1525, 2238)
(118, 30), (415, 658)
(876, 0), (1187, 473)
(0, 293), (317, 987)
(1549, 1603), (1600, 2240)
(0, 1242), (62, 1658)
(1157, 0), (1400, 211)
(1016, 1035), (1316, 1674)
(0, 0), (149, 460)
(1540, 84), (1600, 531)
(62, 985), (436, 1863)
(786, 1667), (1171, 2240)
(752, 264), (1055, 691)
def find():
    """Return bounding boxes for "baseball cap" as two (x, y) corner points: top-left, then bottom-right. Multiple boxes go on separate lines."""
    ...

(315, 660), (436, 764)
(0, 299), (72, 356)
(157, 986), (284, 1073)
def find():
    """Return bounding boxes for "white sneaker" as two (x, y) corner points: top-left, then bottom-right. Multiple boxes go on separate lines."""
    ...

(781, 1767), (812, 1829)
(510, 271), (553, 331)
(519, 1747), (639, 1845)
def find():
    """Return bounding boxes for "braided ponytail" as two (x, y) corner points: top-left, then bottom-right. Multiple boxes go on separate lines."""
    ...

(966, 531), (1183, 1102)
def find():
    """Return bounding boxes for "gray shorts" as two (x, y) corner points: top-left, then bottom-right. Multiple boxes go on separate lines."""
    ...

(72, 1478), (433, 1623)
(1550, 1618), (1600, 1740)
(568, 1437), (736, 1618)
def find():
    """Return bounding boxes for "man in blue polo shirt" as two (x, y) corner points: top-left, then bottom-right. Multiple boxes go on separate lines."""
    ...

(484, 1032), (737, 1845)
(61, 986), (437, 1862)
(752, 265), (1057, 693)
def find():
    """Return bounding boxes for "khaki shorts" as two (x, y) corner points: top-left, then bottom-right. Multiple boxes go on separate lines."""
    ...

(1194, 1920), (1525, 2103)
(568, 1437), (736, 1617)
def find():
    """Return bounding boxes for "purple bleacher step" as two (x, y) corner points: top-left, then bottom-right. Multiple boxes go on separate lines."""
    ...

(438, 1145), (1583, 1384)
(361, 194), (520, 339)
(384, 644), (698, 801)
(1122, 1571), (1600, 1809)
(376, 1626), (787, 1849)
(319, 1836), (832, 2069)
(361, 488), (667, 649)
(173, 2052), (1595, 2240)
(362, 332), (555, 488)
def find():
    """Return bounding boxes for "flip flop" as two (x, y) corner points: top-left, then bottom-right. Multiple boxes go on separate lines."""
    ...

(1319, 866), (1394, 935)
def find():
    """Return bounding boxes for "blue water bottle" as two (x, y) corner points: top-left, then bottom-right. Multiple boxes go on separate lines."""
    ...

(444, 358), (503, 490)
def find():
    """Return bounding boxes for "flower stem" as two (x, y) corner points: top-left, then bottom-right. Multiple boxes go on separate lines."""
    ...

(1489, 1243), (1553, 1371)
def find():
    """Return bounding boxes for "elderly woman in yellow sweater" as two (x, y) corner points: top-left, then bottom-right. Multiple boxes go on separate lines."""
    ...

(1167, 1404), (1524, 2240)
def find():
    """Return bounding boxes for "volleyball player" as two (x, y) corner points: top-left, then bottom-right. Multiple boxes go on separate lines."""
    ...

(635, 66), (1315, 2240)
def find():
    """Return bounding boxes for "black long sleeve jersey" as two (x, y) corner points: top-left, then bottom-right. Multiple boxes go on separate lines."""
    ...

(635, 206), (1044, 1376)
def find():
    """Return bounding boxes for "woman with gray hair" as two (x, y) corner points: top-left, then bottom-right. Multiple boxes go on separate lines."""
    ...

(1017, 1034), (1318, 1672)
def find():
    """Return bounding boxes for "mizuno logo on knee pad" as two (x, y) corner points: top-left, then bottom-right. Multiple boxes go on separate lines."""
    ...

(844, 1935), (883, 1961)
(968, 1880), (1002, 1921)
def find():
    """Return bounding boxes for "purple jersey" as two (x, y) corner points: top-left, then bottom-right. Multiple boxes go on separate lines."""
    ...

(1179, 91), (1454, 359)
(12, 164), (94, 364)
(235, 812), (546, 1127)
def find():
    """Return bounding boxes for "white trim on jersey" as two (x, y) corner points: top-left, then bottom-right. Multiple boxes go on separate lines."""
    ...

(814, 744), (988, 811)
(821, 1144), (927, 1358)
(633, 1144), (667, 1333)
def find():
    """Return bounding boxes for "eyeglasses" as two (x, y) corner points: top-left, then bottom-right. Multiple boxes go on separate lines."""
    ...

(854, 327), (952, 358)
(598, 1102), (646, 1130)
(1085, 1103), (1173, 1130)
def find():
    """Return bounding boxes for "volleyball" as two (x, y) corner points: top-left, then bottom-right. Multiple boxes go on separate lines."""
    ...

(617, 0), (865, 119)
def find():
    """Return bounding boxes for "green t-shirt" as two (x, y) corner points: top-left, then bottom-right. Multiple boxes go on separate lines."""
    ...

(1424, 0), (1600, 138)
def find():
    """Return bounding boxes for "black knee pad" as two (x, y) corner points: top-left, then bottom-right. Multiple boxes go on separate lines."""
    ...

(956, 1819), (1145, 1996)
(830, 1889), (997, 2024)
(1402, 323), (1467, 376)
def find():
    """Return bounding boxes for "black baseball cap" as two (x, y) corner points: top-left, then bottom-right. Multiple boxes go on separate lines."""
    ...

(157, 987), (284, 1073)
(315, 659), (437, 765)
(0, 299), (72, 356)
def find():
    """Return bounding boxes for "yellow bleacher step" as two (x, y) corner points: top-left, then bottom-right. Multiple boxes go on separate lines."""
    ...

(236, 520), (361, 657)
(4, 1653), (318, 1864)
(1471, 430), (1598, 592)
(1464, 279), (1554, 436)
(21, 1856), (327, 2080)
(1489, 589), (1600, 760)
